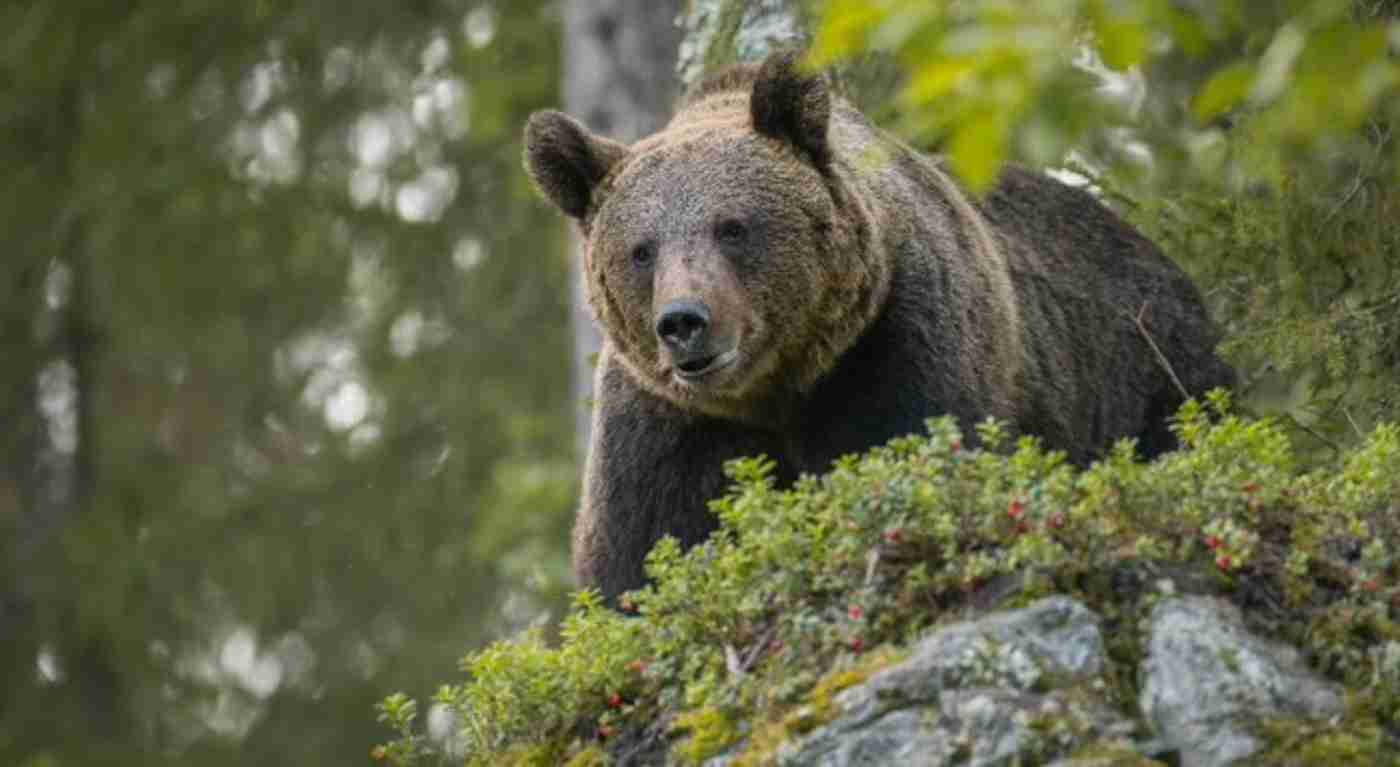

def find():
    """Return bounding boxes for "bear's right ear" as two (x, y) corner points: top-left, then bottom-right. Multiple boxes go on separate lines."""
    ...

(523, 110), (629, 220)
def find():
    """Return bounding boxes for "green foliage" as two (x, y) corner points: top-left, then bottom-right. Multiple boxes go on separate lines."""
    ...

(812, 0), (1400, 449)
(374, 694), (427, 765)
(439, 592), (645, 761)
(379, 399), (1400, 764)
(811, 0), (1400, 191)
(1119, 134), (1400, 452)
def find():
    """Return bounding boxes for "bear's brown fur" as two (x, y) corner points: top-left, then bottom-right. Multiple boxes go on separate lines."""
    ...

(524, 51), (1235, 600)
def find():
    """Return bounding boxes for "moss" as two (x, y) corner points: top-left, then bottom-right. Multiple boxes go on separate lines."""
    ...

(671, 706), (743, 764)
(1021, 676), (1144, 762)
(699, 1), (748, 74)
(482, 740), (570, 767)
(1219, 647), (1242, 674)
(1061, 741), (1168, 766)
(726, 645), (907, 766)
(1247, 708), (1381, 766)
(815, 646), (904, 717)
(806, 664), (870, 722)
(1102, 628), (1148, 721)
(729, 717), (793, 767)
(1292, 732), (1377, 764)
(669, 649), (900, 765)
(563, 745), (610, 767)
(1241, 692), (1395, 765)
(1307, 601), (1400, 684)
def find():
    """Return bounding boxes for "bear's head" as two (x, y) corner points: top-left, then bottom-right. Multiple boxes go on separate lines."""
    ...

(524, 51), (888, 425)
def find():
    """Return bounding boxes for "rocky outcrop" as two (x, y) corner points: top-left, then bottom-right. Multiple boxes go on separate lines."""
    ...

(707, 596), (1349, 767)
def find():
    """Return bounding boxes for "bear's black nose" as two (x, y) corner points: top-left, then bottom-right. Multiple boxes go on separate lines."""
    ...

(656, 300), (711, 353)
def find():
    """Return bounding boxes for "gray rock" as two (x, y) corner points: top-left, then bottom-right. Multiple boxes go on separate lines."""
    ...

(764, 597), (1131, 767)
(1139, 595), (1344, 767)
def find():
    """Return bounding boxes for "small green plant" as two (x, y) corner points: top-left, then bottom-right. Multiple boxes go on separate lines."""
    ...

(372, 694), (426, 766)
(377, 396), (1399, 765)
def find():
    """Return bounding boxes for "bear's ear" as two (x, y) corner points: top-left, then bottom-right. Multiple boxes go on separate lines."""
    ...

(750, 50), (831, 168)
(523, 110), (630, 220)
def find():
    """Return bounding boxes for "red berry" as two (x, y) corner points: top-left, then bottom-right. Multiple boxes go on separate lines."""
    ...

(1205, 535), (1222, 550)
(1013, 522), (1029, 535)
(1362, 579), (1380, 592)
(1216, 555), (1232, 570)
(950, 440), (962, 453)
(607, 692), (624, 709)
(1007, 498), (1026, 519)
(848, 605), (864, 621)
(883, 529), (904, 544)
(849, 636), (865, 653)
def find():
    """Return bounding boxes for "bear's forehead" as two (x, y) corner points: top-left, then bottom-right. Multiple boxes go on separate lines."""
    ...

(620, 129), (772, 188)
(598, 127), (821, 236)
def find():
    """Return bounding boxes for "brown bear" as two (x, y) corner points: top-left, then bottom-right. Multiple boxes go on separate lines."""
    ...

(524, 51), (1234, 601)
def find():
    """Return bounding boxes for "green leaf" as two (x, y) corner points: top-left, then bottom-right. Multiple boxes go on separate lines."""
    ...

(1162, 8), (1209, 57)
(907, 56), (980, 103)
(949, 110), (1011, 193)
(811, 0), (888, 64)
(1095, 19), (1150, 71)
(1194, 61), (1255, 122)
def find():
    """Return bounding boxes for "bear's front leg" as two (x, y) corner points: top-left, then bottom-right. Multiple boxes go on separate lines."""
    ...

(575, 349), (786, 602)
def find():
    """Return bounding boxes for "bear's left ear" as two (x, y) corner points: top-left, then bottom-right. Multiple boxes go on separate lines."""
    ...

(750, 50), (831, 169)
(523, 110), (630, 220)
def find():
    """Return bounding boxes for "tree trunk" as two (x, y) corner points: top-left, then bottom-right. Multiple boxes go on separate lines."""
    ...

(1, 68), (124, 755)
(676, 0), (811, 88)
(563, 0), (686, 456)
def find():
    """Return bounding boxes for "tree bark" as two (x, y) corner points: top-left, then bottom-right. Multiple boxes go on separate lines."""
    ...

(563, 0), (686, 456)
(676, 0), (811, 88)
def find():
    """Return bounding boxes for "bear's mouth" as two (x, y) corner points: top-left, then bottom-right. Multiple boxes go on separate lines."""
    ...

(673, 348), (739, 381)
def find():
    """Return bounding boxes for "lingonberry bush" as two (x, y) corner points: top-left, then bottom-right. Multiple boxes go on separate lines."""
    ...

(377, 394), (1400, 765)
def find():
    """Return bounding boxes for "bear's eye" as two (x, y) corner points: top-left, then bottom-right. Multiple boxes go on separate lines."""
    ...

(714, 218), (749, 246)
(630, 243), (656, 268)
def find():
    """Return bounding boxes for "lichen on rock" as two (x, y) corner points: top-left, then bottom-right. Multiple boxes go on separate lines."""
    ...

(738, 597), (1133, 767)
(1140, 596), (1345, 767)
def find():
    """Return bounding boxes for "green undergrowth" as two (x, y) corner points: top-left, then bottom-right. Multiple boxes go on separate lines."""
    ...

(375, 392), (1400, 766)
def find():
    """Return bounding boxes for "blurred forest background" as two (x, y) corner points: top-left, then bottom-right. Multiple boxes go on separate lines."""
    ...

(3, 2), (591, 764)
(1, 1), (1397, 765)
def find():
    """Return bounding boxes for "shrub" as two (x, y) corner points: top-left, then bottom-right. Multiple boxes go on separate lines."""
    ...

(375, 395), (1399, 765)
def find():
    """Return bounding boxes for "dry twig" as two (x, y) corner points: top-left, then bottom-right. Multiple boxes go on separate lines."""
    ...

(1132, 303), (1192, 401)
